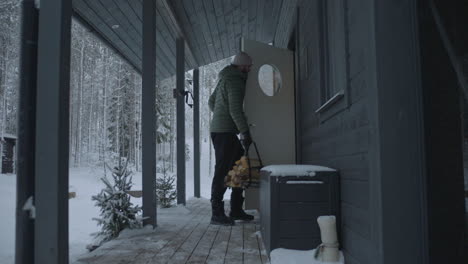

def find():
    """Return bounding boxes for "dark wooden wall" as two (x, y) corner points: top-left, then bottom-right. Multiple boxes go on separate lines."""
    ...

(419, 1), (467, 262)
(296, 1), (378, 263)
(296, 0), (466, 263)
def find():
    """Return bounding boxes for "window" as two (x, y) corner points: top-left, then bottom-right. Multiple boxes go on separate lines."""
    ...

(258, 64), (282, 97)
(315, 0), (349, 121)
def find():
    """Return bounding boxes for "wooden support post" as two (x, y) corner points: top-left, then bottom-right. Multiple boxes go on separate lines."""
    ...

(34, 0), (72, 263)
(16, 1), (38, 263)
(142, 0), (157, 227)
(193, 68), (200, 198)
(176, 38), (186, 205)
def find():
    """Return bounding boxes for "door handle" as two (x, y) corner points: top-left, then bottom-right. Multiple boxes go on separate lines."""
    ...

(249, 123), (256, 127)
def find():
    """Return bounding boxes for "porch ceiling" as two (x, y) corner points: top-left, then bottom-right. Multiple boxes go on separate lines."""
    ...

(72, 0), (290, 80)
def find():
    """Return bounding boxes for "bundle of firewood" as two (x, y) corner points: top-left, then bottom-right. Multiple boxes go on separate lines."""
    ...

(225, 156), (262, 188)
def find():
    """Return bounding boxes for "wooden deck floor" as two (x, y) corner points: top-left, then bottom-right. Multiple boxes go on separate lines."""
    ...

(75, 198), (269, 264)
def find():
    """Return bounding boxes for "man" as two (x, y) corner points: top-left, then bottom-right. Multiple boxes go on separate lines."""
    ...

(208, 52), (255, 226)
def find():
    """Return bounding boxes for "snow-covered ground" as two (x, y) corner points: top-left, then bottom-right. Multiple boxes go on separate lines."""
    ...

(0, 140), (230, 264)
(0, 173), (15, 264)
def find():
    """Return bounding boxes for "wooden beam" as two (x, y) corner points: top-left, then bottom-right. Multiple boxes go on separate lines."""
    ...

(35, 0), (72, 263)
(159, 0), (199, 69)
(193, 68), (200, 198)
(16, 1), (38, 263)
(429, 0), (468, 101)
(176, 38), (186, 205)
(142, 0), (157, 227)
(273, 0), (298, 48)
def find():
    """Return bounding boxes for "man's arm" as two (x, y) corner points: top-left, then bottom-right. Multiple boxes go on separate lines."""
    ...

(226, 77), (249, 133)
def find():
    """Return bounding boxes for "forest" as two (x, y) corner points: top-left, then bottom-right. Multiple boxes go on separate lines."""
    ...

(0, 0), (231, 174)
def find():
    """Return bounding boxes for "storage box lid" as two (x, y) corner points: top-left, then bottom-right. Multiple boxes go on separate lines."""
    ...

(261, 164), (336, 177)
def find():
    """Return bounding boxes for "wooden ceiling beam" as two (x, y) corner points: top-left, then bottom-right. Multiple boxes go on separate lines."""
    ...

(159, 0), (199, 69)
(273, 0), (298, 48)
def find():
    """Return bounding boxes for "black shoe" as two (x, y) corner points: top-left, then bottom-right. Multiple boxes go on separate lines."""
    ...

(230, 195), (254, 221)
(210, 214), (235, 226)
(211, 200), (235, 226)
(229, 210), (254, 221)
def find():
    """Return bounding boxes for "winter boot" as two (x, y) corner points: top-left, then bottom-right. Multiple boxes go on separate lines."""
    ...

(229, 196), (254, 221)
(210, 200), (235, 226)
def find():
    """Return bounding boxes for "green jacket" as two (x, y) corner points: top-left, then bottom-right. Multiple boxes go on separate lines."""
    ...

(209, 65), (249, 134)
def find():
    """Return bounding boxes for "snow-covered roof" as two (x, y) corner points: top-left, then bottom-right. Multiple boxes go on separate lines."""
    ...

(261, 164), (336, 177)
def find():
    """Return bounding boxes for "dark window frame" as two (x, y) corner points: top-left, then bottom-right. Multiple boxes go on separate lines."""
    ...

(315, 0), (350, 123)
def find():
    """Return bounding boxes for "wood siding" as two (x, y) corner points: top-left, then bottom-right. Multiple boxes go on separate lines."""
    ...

(296, 1), (378, 263)
(297, 0), (467, 263)
(73, 0), (287, 79)
(419, 1), (466, 261)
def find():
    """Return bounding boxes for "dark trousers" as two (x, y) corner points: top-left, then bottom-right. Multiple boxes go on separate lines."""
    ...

(210, 132), (244, 204)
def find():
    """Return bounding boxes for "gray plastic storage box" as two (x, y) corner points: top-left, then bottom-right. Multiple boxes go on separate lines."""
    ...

(259, 165), (340, 255)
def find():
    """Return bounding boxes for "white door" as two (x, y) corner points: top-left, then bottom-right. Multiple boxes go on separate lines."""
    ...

(242, 38), (296, 165)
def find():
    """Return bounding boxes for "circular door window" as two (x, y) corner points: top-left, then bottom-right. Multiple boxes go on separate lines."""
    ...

(258, 64), (282, 96)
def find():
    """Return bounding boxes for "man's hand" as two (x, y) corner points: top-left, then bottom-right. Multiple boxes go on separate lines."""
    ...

(240, 131), (252, 153)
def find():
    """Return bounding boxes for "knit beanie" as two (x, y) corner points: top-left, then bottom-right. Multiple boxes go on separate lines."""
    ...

(231, 52), (253, 66)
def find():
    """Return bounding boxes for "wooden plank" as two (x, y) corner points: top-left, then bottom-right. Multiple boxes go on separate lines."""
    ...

(35, 0), (72, 262)
(74, 0), (142, 70)
(302, 125), (370, 160)
(157, 6), (186, 71)
(243, 223), (262, 264)
(273, 0), (299, 48)
(16, 2), (37, 261)
(266, 0), (283, 43)
(115, 0), (142, 36)
(126, 0), (143, 23)
(85, 0), (141, 58)
(222, 0), (236, 55)
(224, 224), (243, 264)
(255, 0), (265, 42)
(247, 0), (257, 41)
(211, 0), (230, 59)
(232, 0), (242, 53)
(341, 179), (369, 210)
(312, 153), (370, 182)
(191, 0), (217, 63)
(160, 0), (200, 68)
(341, 226), (373, 264)
(99, 0), (142, 46)
(342, 202), (371, 239)
(154, 9), (178, 74)
(301, 99), (370, 142)
(193, 68), (201, 198)
(256, 224), (269, 264)
(169, 214), (213, 263)
(173, 0), (209, 65)
(173, 0), (209, 67)
(77, 200), (207, 264)
(151, 212), (208, 262)
(89, 244), (142, 264)
(241, 0), (249, 40)
(202, 0), (224, 61)
(186, 224), (221, 263)
(127, 0), (143, 21)
(185, 222), (221, 263)
(182, 0), (212, 64)
(142, 0), (157, 228)
(260, 0), (273, 43)
(206, 225), (232, 264)
(176, 37), (186, 205)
